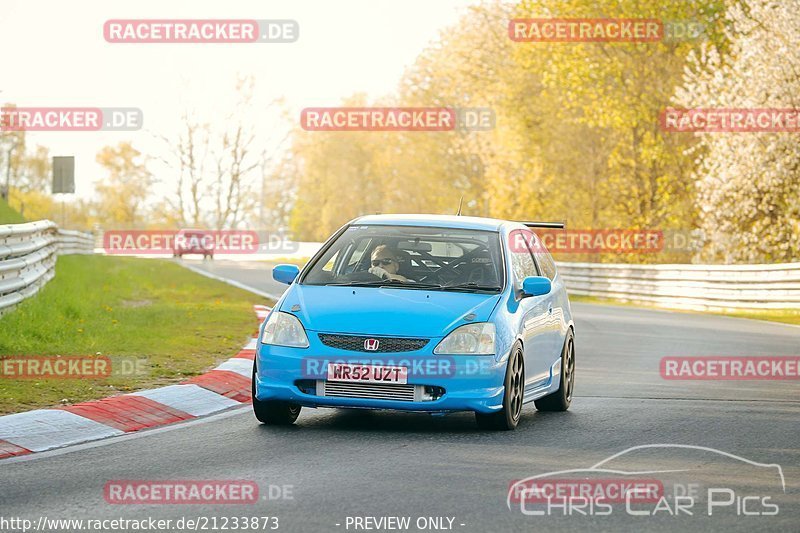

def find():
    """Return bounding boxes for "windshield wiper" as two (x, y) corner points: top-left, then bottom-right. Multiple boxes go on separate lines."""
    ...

(325, 280), (500, 292)
(324, 280), (387, 287)
(382, 281), (444, 290)
(441, 282), (502, 292)
(324, 279), (442, 289)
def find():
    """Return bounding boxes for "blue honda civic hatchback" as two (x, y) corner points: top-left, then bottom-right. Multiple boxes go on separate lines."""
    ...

(252, 214), (575, 430)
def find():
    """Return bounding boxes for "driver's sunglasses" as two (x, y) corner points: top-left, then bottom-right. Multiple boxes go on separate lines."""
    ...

(371, 258), (395, 267)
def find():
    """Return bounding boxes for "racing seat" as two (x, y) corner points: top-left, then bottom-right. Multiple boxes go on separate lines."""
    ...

(394, 249), (416, 279)
(464, 249), (499, 286)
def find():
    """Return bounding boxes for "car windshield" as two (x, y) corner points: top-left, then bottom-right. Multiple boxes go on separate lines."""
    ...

(302, 225), (504, 292)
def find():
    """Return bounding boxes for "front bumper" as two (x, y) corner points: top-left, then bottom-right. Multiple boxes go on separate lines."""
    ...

(254, 335), (508, 414)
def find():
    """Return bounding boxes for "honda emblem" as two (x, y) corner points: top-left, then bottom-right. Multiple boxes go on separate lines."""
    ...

(364, 338), (380, 351)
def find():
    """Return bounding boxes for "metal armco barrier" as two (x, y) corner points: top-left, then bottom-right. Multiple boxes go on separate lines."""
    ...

(215, 240), (798, 311)
(57, 229), (95, 255)
(557, 261), (800, 310)
(0, 220), (94, 315)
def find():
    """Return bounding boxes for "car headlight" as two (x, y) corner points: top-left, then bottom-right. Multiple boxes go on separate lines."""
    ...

(433, 322), (495, 355)
(261, 311), (309, 348)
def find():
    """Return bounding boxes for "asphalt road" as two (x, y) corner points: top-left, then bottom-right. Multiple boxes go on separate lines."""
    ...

(185, 259), (291, 299)
(1, 259), (798, 533)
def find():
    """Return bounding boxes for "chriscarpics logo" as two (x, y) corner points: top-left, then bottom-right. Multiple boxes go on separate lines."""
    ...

(508, 445), (785, 519)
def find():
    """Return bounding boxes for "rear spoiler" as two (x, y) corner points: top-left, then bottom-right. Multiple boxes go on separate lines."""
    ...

(520, 221), (565, 229)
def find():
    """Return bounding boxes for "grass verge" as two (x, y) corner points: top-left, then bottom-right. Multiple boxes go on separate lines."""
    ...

(0, 255), (266, 414)
(570, 294), (800, 326)
(0, 197), (26, 224)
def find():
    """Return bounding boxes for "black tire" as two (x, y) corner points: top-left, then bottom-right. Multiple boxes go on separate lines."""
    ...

(475, 342), (524, 430)
(534, 329), (575, 412)
(251, 363), (301, 425)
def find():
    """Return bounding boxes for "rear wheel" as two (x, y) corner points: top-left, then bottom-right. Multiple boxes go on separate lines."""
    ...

(251, 363), (301, 425)
(534, 329), (575, 412)
(475, 342), (524, 430)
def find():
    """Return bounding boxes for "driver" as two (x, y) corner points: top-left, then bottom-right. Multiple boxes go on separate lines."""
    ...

(368, 245), (413, 282)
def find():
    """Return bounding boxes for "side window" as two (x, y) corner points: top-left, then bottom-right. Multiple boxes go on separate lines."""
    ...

(510, 236), (538, 291)
(531, 234), (557, 281)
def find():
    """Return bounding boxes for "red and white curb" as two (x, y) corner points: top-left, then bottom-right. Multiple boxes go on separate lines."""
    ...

(0, 305), (270, 460)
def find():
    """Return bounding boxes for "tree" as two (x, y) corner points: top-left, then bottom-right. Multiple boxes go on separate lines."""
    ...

(287, 93), (390, 240)
(261, 151), (299, 232)
(154, 77), (286, 229)
(157, 113), (210, 227)
(503, 0), (726, 264)
(15, 145), (51, 192)
(211, 77), (267, 229)
(675, 0), (800, 262)
(95, 142), (153, 227)
(0, 103), (25, 200)
(284, 0), (725, 265)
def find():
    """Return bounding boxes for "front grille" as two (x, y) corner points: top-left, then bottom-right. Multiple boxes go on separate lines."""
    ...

(318, 333), (428, 353)
(320, 381), (417, 402)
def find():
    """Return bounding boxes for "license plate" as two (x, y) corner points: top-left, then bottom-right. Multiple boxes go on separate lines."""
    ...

(327, 363), (408, 384)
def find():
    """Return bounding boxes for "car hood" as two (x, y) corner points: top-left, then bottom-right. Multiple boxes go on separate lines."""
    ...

(281, 285), (502, 337)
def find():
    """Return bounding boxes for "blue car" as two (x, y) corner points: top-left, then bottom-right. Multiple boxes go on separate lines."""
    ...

(252, 214), (575, 430)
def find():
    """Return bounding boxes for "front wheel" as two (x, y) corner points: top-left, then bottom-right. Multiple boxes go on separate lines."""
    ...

(534, 329), (575, 412)
(252, 363), (301, 425)
(475, 342), (524, 430)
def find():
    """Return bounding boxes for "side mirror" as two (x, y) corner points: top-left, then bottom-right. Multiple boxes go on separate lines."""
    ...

(272, 264), (300, 285)
(521, 276), (551, 297)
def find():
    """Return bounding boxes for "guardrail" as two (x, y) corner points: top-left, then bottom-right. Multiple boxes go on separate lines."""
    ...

(174, 239), (794, 311)
(9, 224), (791, 313)
(0, 220), (94, 315)
(557, 261), (800, 311)
(58, 229), (95, 255)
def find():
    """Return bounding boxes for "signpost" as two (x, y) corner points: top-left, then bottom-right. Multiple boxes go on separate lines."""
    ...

(52, 156), (75, 194)
(52, 156), (75, 225)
